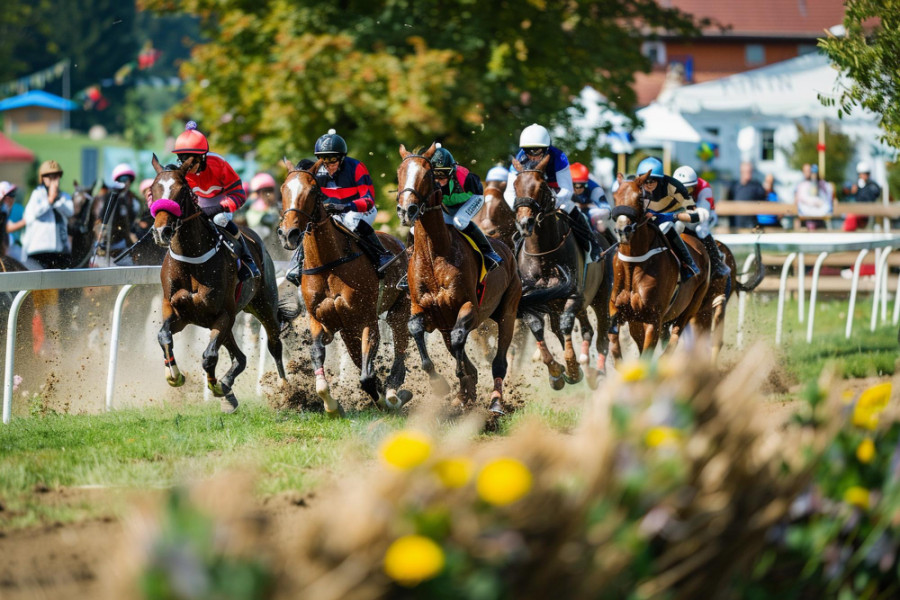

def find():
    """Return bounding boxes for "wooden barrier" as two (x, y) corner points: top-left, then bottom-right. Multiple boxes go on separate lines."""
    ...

(713, 201), (900, 219)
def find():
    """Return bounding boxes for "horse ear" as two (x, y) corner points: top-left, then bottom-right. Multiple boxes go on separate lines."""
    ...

(616, 172), (624, 183)
(152, 153), (163, 174)
(634, 171), (648, 186)
(90, 179), (97, 192)
(310, 159), (323, 174)
(73, 179), (80, 189)
(512, 158), (523, 172)
(423, 142), (437, 159)
(179, 156), (195, 175)
(537, 153), (551, 172)
(282, 157), (294, 172)
(399, 144), (409, 158)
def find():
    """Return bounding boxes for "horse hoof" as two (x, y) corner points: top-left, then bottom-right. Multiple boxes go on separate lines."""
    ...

(564, 367), (584, 385)
(385, 388), (413, 411)
(489, 399), (505, 415)
(220, 394), (239, 414)
(549, 374), (565, 391)
(585, 368), (600, 391)
(208, 382), (225, 397)
(166, 373), (185, 388)
(325, 404), (346, 419)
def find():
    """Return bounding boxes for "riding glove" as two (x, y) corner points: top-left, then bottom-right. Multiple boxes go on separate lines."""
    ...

(201, 204), (226, 217)
(324, 200), (350, 215)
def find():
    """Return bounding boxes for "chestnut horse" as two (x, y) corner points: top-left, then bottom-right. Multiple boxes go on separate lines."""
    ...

(149, 154), (295, 413)
(512, 155), (612, 389)
(397, 144), (568, 413)
(474, 186), (517, 250)
(608, 172), (710, 359)
(277, 159), (411, 417)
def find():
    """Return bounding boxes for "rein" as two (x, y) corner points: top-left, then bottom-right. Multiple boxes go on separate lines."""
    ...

(279, 170), (330, 232)
(522, 227), (571, 256)
(397, 154), (443, 211)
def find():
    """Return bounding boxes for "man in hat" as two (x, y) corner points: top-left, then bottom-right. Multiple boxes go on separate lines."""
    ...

(22, 160), (74, 269)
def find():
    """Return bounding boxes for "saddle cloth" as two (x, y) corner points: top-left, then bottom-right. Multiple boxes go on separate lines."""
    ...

(459, 230), (487, 285)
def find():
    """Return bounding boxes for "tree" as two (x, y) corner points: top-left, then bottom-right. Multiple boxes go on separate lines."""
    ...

(819, 0), (900, 147)
(786, 122), (855, 184)
(141, 0), (702, 204)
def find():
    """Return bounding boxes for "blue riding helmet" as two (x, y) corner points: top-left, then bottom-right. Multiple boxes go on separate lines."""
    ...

(636, 157), (664, 179)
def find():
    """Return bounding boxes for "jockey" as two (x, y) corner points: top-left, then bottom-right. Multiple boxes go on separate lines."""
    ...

(430, 144), (503, 271)
(634, 156), (701, 282)
(107, 163), (142, 247)
(485, 164), (510, 194)
(172, 121), (260, 281)
(285, 129), (392, 286)
(569, 162), (612, 236)
(673, 165), (730, 278)
(245, 172), (278, 230)
(504, 123), (601, 262)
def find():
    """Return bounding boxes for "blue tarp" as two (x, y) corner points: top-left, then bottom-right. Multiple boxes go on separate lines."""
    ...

(0, 90), (77, 112)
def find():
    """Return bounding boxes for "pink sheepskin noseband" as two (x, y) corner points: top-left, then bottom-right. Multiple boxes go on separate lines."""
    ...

(150, 198), (182, 218)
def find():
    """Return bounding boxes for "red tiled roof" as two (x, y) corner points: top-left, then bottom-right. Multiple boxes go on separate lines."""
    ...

(0, 133), (35, 162)
(634, 70), (722, 106)
(663, 0), (845, 36)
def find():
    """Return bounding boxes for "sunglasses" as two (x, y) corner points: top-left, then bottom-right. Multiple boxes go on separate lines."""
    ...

(434, 170), (452, 179)
(573, 183), (587, 189)
(524, 148), (545, 156)
(321, 156), (341, 165)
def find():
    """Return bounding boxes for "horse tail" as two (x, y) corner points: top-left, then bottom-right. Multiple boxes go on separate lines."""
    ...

(733, 242), (765, 293)
(516, 268), (573, 320)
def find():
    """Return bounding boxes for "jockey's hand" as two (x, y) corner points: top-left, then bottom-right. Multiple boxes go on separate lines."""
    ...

(651, 211), (675, 223)
(201, 204), (226, 217)
(694, 207), (710, 223)
(324, 201), (349, 215)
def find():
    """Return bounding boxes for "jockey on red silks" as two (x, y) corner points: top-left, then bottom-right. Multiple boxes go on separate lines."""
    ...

(171, 121), (260, 281)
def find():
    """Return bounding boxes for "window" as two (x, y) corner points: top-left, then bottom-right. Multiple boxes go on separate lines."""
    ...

(705, 127), (720, 138)
(760, 128), (775, 161)
(641, 41), (667, 67)
(797, 44), (818, 56)
(745, 44), (766, 66)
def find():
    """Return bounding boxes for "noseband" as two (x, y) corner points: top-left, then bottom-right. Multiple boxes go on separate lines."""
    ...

(513, 169), (555, 223)
(611, 186), (653, 236)
(397, 154), (444, 220)
(280, 172), (329, 233)
(151, 175), (203, 232)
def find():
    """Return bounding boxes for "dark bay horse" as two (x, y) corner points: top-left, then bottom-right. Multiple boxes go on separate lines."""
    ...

(512, 155), (612, 389)
(397, 143), (567, 413)
(608, 172), (710, 359)
(149, 154), (296, 413)
(474, 186), (517, 250)
(277, 159), (411, 417)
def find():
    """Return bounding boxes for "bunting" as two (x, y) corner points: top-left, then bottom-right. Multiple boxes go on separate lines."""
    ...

(0, 60), (70, 98)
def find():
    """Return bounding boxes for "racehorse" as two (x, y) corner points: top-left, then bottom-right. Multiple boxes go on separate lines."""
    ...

(512, 155), (612, 389)
(474, 186), (517, 250)
(149, 154), (296, 413)
(608, 172), (710, 359)
(397, 143), (568, 413)
(277, 159), (411, 417)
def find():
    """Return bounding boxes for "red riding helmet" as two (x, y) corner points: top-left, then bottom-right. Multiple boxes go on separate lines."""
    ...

(569, 162), (590, 183)
(173, 121), (209, 155)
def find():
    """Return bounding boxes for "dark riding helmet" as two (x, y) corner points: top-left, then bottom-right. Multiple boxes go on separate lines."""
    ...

(314, 129), (348, 157)
(430, 144), (456, 179)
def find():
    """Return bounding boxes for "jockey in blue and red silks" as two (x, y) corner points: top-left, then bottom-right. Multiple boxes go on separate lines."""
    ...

(285, 129), (393, 286)
(152, 121), (260, 280)
(503, 123), (601, 262)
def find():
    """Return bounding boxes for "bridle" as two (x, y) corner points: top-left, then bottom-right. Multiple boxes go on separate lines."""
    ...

(397, 154), (443, 223)
(153, 171), (205, 234)
(611, 184), (653, 238)
(280, 169), (330, 234)
(513, 169), (559, 226)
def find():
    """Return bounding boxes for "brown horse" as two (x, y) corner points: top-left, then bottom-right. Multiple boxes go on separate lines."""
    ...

(150, 154), (296, 413)
(474, 186), (517, 250)
(608, 172), (710, 359)
(512, 155), (612, 389)
(277, 159), (411, 417)
(397, 144), (567, 413)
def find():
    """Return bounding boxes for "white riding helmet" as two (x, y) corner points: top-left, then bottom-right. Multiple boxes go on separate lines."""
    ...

(486, 165), (510, 182)
(673, 165), (698, 188)
(519, 123), (551, 148)
(856, 160), (872, 174)
(111, 163), (136, 182)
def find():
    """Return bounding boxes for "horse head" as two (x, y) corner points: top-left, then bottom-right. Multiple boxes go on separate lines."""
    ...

(149, 153), (196, 247)
(612, 171), (651, 244)
(396, 142), (440, 227)
(512, 154), (552, 238)
(277, 158), (325, 250)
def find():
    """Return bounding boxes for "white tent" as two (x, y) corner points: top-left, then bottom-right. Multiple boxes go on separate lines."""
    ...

(632, 102), (704, 144)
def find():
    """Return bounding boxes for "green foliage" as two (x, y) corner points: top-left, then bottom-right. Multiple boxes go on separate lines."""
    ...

(786, 122), (855, 183)
(819, 0), (900, 147)
(141, 0), (703, 204)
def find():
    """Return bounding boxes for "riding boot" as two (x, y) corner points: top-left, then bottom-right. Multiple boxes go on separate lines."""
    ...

(224, 220), (261, 281)
(567, 210), (601, 262)
(462, 222), (502, 271)
(701, 234), (731, 279)
(355, 221), (393, 277)
(664, 227), (699, 282)
(286, 243), (304, 287)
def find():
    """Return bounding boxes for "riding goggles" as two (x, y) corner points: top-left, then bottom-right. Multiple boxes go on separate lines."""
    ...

(320, 156), (342, 165)
(523, 147), (546, 157)
(434, 169), (453, 179)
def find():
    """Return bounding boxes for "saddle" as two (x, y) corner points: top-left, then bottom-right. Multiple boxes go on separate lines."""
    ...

(458, 230), (488, 285)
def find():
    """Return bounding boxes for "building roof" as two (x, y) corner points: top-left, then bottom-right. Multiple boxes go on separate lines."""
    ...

(0, 132), (36, 162)
(0, 90), (77, 112)
(665, 0), (845, 37)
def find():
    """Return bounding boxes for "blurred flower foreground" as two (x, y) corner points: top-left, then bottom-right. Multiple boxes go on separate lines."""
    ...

(112, 346), (900, 600)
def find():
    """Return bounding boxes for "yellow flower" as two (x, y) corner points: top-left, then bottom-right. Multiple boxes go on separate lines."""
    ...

(844, 486), (871, 510)
(851, 383), (891, 430)
(619, 360), (649, 383)
(477, 457), (533, 506)
(384, 535), (445, 586)
(856, 438), (876, 464)
(645, 426), (681, 448)
(433, 457), (473, 489)
(380, 430), (432, 470)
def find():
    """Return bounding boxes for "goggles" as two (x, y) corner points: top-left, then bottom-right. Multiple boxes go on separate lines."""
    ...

(573, 182), (587, 189)
(320, 156), (342, 165)
(434, 169), (453, 179)
(524, 147), (546, 157)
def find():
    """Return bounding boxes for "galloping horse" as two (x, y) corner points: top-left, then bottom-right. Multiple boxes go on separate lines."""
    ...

(149, 154), (296, 413)
(277, 159), (411, 417)
(397, 143), (566, 413)
(512, 155), (612, 389)
(474, 186), (517, 250)
(608, 172), (710, 359)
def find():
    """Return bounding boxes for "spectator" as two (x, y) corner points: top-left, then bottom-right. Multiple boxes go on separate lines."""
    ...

(0, 181), (26, 261)
(795, 165), (833, 230)
(846, 161), (882, 230)
(726, 161), (767, 230)
(757, 174), (780, 229)
(22, 160), (74, 269)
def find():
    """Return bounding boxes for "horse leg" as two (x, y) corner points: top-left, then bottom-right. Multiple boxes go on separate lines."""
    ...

(203, 313), (237, 412)
(217, 331), (245, 413)
(359, 323), (385, 408)
(522, 311), (565, 390)
(489, 311), (517, 415)
(561, 298), (584, 385)
(710, 295), (727, 365)
(607, 308), (622, 365)
(575, 308), (599, 389)
(309, 318), (344, 418)
(448, 302), (478, 407)
(384, 299), (412, 410)
(641, 321), (661, 357)
(158, 309), (187, 387)
(409, 311), (451, 397)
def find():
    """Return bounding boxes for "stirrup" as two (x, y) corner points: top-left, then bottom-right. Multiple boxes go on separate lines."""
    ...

(483, 250), (502, 271)
(396, 272), (409, 292)
(286, 264), (301, 286)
